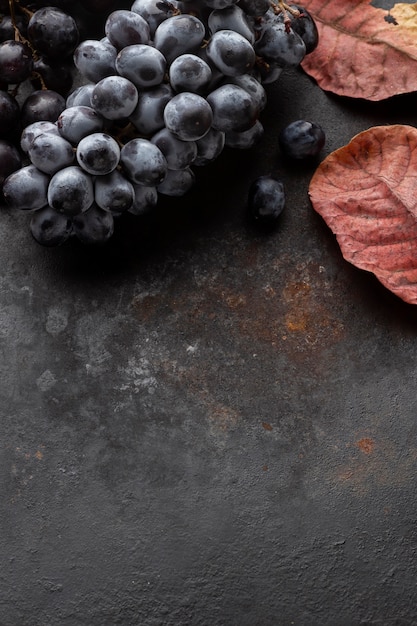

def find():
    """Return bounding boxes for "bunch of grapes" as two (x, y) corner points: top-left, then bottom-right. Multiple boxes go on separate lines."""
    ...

(1, 0), (319, 246)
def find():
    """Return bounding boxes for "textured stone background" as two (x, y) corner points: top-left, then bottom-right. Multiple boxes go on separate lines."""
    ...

(1, 59), (417, 625)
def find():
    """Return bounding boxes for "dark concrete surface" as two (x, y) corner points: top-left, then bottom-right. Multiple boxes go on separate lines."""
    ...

(1, 66), (417, 626)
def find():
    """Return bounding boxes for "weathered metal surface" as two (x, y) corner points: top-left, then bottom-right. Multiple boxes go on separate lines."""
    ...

(1, 69), (417, 625)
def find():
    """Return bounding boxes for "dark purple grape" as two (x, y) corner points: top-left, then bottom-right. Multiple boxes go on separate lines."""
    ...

(129, 82), (174, 136)
(90, 75), (138, 120)
(194, 127), (225, 166)
(73, 203), (114, 244)
(104, 9), (150, 50)
(94, 169), (134, 214)
(279, 119), (325, 159)
(0, 90), (21, 137)
(247, 175), (285, 227)
(225, 119), (264, 149)
(285, 5), (319, 54)
(168, 54), (212, 94)
(30, 205), (73, 246)
(57, 105), (104, 145)
(73, 39), (117, 83)
(0, 139), (22, 193)
(151, 127), (197, 170)
(47, 165), (94, 216)
(254, 20), (306, 68)
(163, 92), (213, 141)
(21, 120), (59, 153)
(0, 15), (28, 42)
(208, 6), (255, 44)
(120, 138), (167, 185)
(115, 44), (166, 90)
(3, 164), (50, 211)
(154, 14), (206, 65)
(31, 57), (73, 95)
(206, 83), (258, 132)
(157, 167), (195, 197)
(76, 132), (120, 175)
(0, 40), (33, 84)
(27, 7), (79, 59)
(237, 0), (269, 17)
(28, 132), (75, 175)
(66, 83), (95, 108)
(21, 89), (66, 127)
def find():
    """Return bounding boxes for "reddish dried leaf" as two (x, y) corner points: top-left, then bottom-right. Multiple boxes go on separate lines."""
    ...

(309, 125), (417, 304)
(301, 1), (417, 100)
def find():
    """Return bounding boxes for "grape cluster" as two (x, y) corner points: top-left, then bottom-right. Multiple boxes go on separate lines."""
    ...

(1, 1), (319, 246)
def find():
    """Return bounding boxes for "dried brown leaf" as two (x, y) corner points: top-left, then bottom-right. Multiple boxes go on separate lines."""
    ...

(301, 1), (417, 100)
(309, 125), (417, 304)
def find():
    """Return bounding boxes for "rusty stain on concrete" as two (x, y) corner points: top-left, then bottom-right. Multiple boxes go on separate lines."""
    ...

(356, 438), (375, 454)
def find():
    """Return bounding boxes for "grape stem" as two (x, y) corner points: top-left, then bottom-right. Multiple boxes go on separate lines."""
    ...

(270, 1), (304, 32)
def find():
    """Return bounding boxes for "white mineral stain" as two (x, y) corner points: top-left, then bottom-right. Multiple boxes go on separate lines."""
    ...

(36, 369), (57, 392)
(46, 306), (69, 335)
(118, 356), (158, 395)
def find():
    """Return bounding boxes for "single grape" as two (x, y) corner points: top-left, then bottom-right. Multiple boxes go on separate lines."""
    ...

(154, 14), (206, 65)
(105, 9), (150, 50)
(225, 118), (264, 149)
(157, 167), (195, 197)
(163, 92), (213, 141)
(76, 132), (120, 175)
(115, 44), (166, 90)
(206, 83), (258, 132)
(0, 40), (33, 84)
(168, 54), (212, 95)
(28, 132), (75, 174)
(21, 89), (66, 127)
(72, 203), (114, 244)
(27, 7), (79, 59)
(282, 5), (319, 54)
(247, 175), (285, 226)
(206, 29), (256, 76)
(129, 183), (158, 216)
(129, 83), (174, 136)
(226, 74), (267, 112)
(193, 126), (225, 166)
(90, 75), (138, 120)
(73, 39), (117, 83)
(278, 119), (325, 159)
(151, 127), (197, 170)
(57, 105), (104, 145)
(0, 15), (28, 43)
(30, 205), (73, 246)
(21, 120), (59, 153)
(94, 169), (134, 213)
(66, 83), (95, 108)
(120, 137), (167, 186)
(208, 6), (255, 44)
(47, 165), (94, 215)
(254, 20), (306, 68)
(3, 164), (50, 211)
